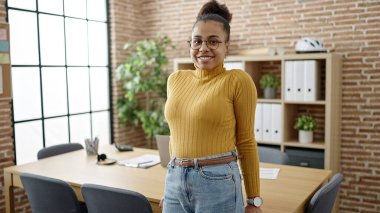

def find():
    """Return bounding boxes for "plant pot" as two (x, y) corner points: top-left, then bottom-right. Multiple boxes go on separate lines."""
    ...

(263, 88), (276, 99)
(299, 130), (313, 144)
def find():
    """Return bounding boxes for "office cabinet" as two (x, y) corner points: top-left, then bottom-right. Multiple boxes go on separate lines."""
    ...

(173, 53), (341, 173)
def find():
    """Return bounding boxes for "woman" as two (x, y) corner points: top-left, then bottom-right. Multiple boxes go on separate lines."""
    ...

(163, 1), (262, 212)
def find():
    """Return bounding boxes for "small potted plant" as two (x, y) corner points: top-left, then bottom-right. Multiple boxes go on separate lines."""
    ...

(259, 73), (280, 99)
(294, 114), (317, 144)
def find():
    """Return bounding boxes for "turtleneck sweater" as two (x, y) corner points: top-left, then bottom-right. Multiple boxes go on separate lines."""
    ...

(165, 63), (260, 197)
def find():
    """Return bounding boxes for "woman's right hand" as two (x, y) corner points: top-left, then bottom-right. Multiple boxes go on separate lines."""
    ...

(159, 197), (164, 208)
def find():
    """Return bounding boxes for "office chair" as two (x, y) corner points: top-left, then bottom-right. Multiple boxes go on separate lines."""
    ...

(20, 173), (87, 213)
(81, 184), (153, 213)
(37, 143), (84, 159)
(307, 173), (343, 213)
(258, 146), (289, 164)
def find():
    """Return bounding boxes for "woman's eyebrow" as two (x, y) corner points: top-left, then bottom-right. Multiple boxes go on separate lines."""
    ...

(191, 35), (220, 39)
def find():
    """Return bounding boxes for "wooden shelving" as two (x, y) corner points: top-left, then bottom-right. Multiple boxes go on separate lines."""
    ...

(173, 53), (341, 173)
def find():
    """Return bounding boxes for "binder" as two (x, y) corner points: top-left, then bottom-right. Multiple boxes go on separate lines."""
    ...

(224, 61), (244, 70)
(254, 103), (263, 141)
(263, 103), (272, 142)
(303, 60), (320, 101)
(294, 61), (305, 101)
(271, 104), (282, 143)
(284, 61), (294, 101)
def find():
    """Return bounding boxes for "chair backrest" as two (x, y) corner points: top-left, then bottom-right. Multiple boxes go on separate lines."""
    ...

(20, 173), (87, 213)
(81, 184), (153, 213)
(307, 173), (343, 213)
(258, 146), (289, 164)
(37, 143), (84, 160)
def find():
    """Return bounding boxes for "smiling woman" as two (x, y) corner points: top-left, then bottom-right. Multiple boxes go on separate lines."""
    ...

(162, 1), (262, 213)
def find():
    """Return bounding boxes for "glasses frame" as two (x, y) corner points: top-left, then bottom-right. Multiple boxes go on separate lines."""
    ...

(187, 39), (225, 50)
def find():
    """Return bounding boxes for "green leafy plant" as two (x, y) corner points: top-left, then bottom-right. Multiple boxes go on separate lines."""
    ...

(294, 115), (317, 131)
(116, 35), (174, 141)
(259, 73), (280, 89)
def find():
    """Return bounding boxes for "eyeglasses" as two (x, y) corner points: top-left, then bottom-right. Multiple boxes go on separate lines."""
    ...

(187, 39), (224, 50)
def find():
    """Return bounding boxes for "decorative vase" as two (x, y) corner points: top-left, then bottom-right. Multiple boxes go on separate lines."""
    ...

(299, 130), (313, 144)
(263, 88), (276, 99)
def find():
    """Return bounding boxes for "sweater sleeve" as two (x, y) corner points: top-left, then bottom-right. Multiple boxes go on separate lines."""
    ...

(232, 71), (260, 198)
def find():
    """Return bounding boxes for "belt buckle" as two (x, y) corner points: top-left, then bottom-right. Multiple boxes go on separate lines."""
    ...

(178, 159), (192, 167)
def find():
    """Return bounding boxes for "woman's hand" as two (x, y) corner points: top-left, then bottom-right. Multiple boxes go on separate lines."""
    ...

(159, 197), (164, 208)
(245, 205), (263, 213)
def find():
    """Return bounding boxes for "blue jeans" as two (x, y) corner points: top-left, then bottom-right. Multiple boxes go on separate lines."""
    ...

(163, 151), (244, 213)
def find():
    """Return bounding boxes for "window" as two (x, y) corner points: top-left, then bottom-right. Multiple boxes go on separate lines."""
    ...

(7, 0), (111, 165)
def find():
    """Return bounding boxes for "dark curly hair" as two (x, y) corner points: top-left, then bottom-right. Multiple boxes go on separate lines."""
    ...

(194, 0), (233, 41)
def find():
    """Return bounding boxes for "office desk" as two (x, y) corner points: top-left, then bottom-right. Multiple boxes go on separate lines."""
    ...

(4, 145), (331, 213)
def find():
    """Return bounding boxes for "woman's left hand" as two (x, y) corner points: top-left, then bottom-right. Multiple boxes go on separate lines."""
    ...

(245, 205), (263, 213)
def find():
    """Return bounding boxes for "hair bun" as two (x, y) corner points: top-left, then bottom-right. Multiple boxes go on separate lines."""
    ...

(197, 0), (232, 23)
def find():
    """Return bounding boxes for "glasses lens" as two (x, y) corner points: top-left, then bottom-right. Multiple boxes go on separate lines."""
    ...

(207, 39), (220, 50)
(189, 39), (221, 50)
(190, 39), (202, 49)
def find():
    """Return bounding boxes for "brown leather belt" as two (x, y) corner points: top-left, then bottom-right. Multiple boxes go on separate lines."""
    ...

(174, 155), (238, 167)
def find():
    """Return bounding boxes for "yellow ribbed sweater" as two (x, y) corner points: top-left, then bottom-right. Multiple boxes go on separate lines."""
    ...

(164, 63), (260, 197)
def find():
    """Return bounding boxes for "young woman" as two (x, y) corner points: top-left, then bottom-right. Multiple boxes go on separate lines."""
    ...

(163, 1), (262, 212)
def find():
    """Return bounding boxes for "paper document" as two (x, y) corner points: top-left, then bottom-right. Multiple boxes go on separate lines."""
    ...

(260, 168), (280, 179)
(118, 154), (160, 169)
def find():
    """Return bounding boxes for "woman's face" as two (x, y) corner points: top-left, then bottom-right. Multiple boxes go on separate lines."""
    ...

(190, 20), (229, 70)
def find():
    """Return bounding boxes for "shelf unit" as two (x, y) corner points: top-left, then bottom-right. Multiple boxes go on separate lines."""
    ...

(173, 53), (342, 173)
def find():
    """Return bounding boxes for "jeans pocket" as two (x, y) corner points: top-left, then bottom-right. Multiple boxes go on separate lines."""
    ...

(198, 164), (233, 180)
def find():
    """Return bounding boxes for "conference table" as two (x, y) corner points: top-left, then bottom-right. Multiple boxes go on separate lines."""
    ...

(4, 145), (331, 213)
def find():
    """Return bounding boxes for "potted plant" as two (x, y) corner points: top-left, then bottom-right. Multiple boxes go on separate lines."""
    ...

(259, 73), (280, 99)
(294, 114), (317, 144)
(116, 35), (173, 148)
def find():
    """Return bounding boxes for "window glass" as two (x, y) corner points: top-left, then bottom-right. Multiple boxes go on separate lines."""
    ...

(42, 67), (68, 117)
(64, 0), (86, 18)
(44, 117), (69, 147)
(67, 67), (90, 114)
(8, 10), (39, 65)
(87, 0), (107, 21)
(15, 121), (43, 164)
(90, 67), (109, 111)
(39, 14), (65, 65)
(65, 18), (88, 66)
(70, 114), (91, 147)
(92, 111), (110, 145)
(38, 0), (63, 15)
(12, 67), (41, 121)
(7, 0), (36, 11)
(88, 21), (108, 66)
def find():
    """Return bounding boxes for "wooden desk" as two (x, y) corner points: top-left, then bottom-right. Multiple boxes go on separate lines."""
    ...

(4, 145), (331, 213)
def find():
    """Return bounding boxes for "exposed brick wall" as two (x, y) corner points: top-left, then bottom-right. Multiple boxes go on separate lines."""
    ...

(0, 0), (15, 212)
(1, 0), (379, 212)
(136, 0), (380, 212)
(109, 0), (151, 147)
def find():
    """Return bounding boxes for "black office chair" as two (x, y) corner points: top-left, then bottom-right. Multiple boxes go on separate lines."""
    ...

(37, 143), (84, 160)
(307, 173), (343, 213)
(258, 146), (289, 164)
(81, 184), (153, 213)
(20, 173), (87, 213)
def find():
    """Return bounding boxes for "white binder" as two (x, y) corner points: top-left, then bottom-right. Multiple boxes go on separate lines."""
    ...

(303, 60), (320, 101)
(284, 61), (294, 101)
(254, 103), (263, 141)
(263, 103), (272, 142)
(271, 104), (282, 143)
(294, 61), (305, 101)
(224, 61), (244, 70)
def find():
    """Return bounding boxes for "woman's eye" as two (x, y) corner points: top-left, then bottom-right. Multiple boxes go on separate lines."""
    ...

(208, 40), (219, 45)
(193, 40), (202, 45)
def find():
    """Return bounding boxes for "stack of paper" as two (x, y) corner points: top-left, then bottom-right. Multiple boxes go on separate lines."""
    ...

(260, 168), (280, 179)
(118, 154), (160, 169)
